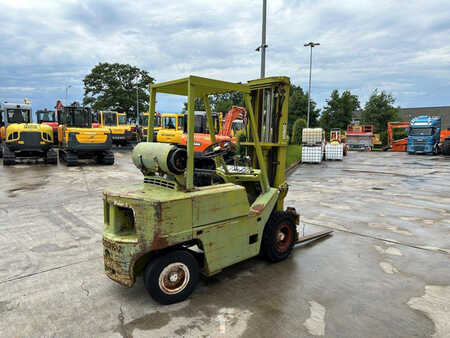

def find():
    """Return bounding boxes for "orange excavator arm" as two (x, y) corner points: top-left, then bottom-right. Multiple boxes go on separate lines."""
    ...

(387, 121), (409, 146)
(219, 106), (247, 137)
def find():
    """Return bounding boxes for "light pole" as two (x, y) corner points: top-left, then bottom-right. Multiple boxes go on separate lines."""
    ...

(65, 85), (72, 105)
(136, 86), (139, 118)
(135, 75), (142, 123)
(304, 42), (320, 127)
(256, 0), (268, 78)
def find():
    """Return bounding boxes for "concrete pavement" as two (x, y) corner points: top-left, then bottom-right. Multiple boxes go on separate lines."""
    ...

(0, 151), (449, 337)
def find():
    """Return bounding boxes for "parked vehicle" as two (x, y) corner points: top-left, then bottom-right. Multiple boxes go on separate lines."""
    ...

(346, 125), (374, 151)
(0, 100), (56, 165)
(156, 113), (184, 144)
(36, 108), (59, 144)
(407, 116), (441, 155)
(179, 107), (245, 153)
(95, 111), (136, 146)
(58, 102), (114, 166)
(102, 75), (331, 304)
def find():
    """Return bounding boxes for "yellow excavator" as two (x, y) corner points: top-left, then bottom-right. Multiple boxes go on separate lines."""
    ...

(138, 111), (161, 142)
(96, 111), (137, 146)
(0, 99), (56, 165)
(156, 113), (184, 143)
(57, 101), (114, 166)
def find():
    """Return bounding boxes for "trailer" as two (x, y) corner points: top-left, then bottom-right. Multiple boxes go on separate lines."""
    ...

(346, 125), (373, 151)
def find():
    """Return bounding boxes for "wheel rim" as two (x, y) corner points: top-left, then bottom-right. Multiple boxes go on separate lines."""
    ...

(158, 263), (190, 295)
(274, 223), (293, 252)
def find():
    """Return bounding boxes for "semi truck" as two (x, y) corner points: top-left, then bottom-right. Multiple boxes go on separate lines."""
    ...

(407, 116), (441, 155)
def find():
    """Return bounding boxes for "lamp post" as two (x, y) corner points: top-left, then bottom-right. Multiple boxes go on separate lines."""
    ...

(256, 0), (268, 78)
(65, 85), (72, 105)
(304, 41), (320, 127)
(136, 86), (139, 118)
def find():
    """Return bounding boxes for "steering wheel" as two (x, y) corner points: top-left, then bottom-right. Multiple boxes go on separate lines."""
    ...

(203, 140), (236, 158)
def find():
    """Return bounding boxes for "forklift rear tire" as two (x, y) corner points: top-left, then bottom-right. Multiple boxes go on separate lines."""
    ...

(144, 250), (199, 305)
(261, 211), (296, 262)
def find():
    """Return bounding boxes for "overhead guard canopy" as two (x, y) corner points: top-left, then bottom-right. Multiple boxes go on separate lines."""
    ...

(151, 75), (251, 97)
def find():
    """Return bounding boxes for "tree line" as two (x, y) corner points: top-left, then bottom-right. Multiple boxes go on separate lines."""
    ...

(82, 62), (399, 143)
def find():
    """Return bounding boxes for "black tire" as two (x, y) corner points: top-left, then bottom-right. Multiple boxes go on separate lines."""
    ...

(261, 211), (296, 262)
(144, 250), (199, 305)
(443, 140), (450, 156)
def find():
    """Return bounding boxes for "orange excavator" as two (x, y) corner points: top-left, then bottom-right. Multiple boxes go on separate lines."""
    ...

(385, 121), (409, 151)
(179, 106), (247, 152)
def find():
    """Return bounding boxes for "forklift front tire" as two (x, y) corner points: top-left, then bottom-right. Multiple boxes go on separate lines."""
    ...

(144, 250), (199, 305)
(261, 211), (296, 262)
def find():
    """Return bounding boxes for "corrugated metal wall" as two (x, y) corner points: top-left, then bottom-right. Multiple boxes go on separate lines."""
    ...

(399, 107), (450, 130)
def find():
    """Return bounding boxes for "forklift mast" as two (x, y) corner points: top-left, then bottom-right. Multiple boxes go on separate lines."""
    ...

(245, 77), (290, 210)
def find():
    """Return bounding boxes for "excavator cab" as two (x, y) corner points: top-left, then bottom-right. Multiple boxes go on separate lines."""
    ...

(156, 113), (185, 143)
(1, 100), (56, 165)
(178, 107), (245, 153)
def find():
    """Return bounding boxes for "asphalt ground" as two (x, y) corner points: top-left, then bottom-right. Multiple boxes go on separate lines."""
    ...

(0, 150), (449, 337)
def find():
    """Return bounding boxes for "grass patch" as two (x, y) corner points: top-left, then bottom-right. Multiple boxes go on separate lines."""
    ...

(286, 145), (302, 167)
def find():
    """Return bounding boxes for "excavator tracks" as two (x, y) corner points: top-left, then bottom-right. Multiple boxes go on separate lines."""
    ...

(2, 145), (16, 166)
(97, 150), (114, 165)
(44, 148), (58, 165)
(59, 149), (78, 166)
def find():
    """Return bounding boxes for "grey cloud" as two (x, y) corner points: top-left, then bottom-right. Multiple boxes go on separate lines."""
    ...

(0, 0), (450, 112)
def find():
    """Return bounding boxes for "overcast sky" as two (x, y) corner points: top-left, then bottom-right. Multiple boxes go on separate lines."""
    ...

(1, 0), (450, 113)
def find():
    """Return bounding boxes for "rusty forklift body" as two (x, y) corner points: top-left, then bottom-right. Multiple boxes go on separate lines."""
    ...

(102, 75), (316, 304)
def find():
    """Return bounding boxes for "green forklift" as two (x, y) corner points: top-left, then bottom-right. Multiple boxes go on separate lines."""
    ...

(102, 75), (331, 304)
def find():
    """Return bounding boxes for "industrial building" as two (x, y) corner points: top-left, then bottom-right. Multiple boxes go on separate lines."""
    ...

(352, 106), (450, 129)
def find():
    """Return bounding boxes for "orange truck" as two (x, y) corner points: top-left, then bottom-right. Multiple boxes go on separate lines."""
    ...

(179, 106), (247, 152)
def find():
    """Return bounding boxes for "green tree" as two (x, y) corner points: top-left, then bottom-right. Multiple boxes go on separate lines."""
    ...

(362, 89), (399, 132)
(83, 62), (155, 121)
(291, 118), (307, 144)
(288, 84), (319, 134)
(320, 89), (360, 132)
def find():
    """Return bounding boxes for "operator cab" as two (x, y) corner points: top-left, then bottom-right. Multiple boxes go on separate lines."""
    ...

(162, 115), (183, 130)
(61, 102), (92, 128)
(36, 109), (57, 123)
(102, 111), (117, 126)
(6, 105), (31, 125)
(182, 111), (220, 134)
